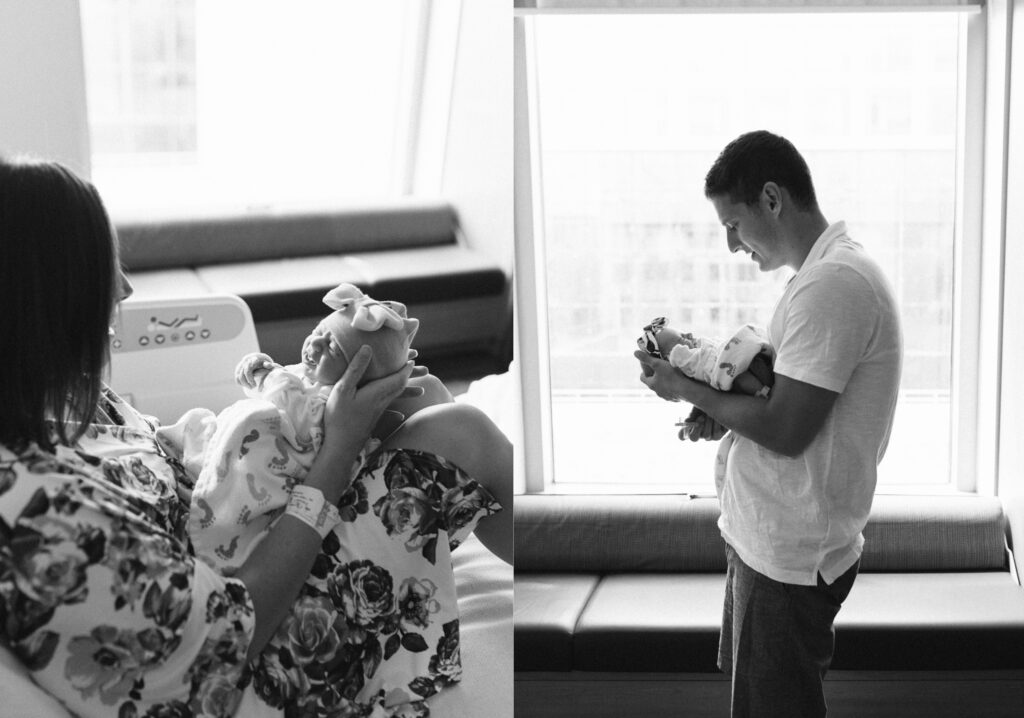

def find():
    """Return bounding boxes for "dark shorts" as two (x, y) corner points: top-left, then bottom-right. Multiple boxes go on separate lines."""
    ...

(718, 544), (859, 718)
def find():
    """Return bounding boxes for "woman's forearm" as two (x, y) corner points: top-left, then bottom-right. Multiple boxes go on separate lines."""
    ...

(233, 438), (363, 661)
(234, 348), (415, 661)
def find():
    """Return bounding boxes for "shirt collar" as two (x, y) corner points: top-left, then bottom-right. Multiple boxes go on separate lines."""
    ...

(797, 220), (847, 274)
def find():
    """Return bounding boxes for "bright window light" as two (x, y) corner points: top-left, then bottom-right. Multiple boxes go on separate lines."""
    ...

(80, 0), (424, 216)
(528, 13), (961, 492)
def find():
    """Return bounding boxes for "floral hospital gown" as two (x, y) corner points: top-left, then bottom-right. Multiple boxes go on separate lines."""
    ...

(251, 444), (500, 717)
(0, 392), (256, 717)
(0, 390), (501, 718)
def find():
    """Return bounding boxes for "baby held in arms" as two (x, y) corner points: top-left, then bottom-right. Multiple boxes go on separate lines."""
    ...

(156, 283), (505, 714)
(158, 283), (498, 572)
(637, 318), (775, 439)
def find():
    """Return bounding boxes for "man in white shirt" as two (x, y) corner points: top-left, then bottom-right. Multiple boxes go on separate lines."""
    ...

(634, 130), (903, 718)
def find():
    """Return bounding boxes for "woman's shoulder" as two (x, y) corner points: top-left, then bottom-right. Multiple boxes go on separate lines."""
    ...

(0, 437), (257, 717)
(0, 426), (189, 540)
(0, 440), (98, 529)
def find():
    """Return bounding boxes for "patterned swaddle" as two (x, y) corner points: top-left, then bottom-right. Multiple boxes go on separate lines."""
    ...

(638, 319), (772, 393)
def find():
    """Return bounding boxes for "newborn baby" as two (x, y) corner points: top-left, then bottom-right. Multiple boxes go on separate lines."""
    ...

(159, 283), (427, 571)
(239, 283), (420, 393)
(637, 317), (775, 437)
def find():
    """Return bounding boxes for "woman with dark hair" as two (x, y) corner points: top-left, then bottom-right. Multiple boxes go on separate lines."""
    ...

(0, 157), (508, 717)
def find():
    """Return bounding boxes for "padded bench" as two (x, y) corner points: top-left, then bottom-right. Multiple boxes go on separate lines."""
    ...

(514, 494), (1024, 718)
(116, 200), (510, 366)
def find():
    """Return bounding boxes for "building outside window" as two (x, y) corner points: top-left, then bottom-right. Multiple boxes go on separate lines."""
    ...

(518, 10), (966, 493)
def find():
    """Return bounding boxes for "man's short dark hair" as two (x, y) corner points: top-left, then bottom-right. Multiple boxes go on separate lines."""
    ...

(704, 130), (818, 211)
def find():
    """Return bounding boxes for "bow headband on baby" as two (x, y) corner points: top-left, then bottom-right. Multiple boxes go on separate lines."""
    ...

(637, 316), (667, 359)
(322, 284), (406, 331)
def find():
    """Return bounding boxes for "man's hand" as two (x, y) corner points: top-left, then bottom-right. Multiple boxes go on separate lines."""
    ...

(677, 409), (729, 442)
(636, 350), (729, 442)
(634, 349), (699, 403)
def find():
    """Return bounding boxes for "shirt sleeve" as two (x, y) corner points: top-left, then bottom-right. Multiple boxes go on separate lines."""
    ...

(0, 447), (256, 717)
(772, 263), (880, 394)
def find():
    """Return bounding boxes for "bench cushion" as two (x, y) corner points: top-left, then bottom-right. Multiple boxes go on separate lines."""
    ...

(835, 572), (1024, 670)
(117, 200), (458, 270)
(860, 496), (1009, 571)
(196, 245), (506, 324)
(574, 574), (724, 673)
(515, 575), (600, 672)
(515, 495), (726, 573)
(515, 570), (1024, 673)
(515, 495), (1009, 573)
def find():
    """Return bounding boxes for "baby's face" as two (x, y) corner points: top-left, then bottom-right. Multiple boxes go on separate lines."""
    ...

(300, 312), (351, 385)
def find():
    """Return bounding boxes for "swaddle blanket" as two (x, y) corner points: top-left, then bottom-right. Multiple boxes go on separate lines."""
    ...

(156, 365), (328, 571)
(665, 323), (771, 392)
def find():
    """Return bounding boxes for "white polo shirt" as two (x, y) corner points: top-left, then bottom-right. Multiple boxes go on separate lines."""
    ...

(716, 221), (903, 586)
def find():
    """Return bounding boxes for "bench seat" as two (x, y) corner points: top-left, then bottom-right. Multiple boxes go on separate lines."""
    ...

(514, 493), (1024, 716)
(117, 201), (510, 364)
(516, 571), (1024, 674)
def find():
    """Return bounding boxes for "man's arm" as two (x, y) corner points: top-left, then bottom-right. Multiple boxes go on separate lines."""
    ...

(635, 350), (838, 457)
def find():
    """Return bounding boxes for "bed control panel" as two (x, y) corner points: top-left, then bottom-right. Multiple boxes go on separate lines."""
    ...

(110, 300), (247, 353)
(108, 295), (260, 424)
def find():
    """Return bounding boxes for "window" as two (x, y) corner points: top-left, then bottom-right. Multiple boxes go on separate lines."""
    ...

(516, 9), (974, 493)
(80, 0), (436, 216)
(80, 0), (197, 158)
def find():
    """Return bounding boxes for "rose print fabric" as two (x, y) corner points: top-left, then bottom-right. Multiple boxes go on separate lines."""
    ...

(0, 391), (256, 718)
(251, 444), (501, 718)
(0, 387), (500, 718)
(158, 367), (501, 717)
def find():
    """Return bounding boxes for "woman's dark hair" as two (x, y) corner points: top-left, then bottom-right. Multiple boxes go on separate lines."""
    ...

(704, 130), (818, 211)
(0, 157), (118, 448)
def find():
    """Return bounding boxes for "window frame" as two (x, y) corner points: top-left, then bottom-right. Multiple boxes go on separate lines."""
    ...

(513, 1), (1002, 496)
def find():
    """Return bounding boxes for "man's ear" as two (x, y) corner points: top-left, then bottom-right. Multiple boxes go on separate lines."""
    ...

(761, 182), (783, 217)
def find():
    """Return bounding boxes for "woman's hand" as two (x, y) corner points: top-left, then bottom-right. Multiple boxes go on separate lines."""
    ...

(320, 346), (417, 449)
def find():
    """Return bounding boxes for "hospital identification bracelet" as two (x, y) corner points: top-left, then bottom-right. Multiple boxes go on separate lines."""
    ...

(286, 484), (342, 538)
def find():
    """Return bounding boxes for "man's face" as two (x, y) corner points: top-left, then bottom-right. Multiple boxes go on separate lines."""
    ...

(300, 312), (351, 385)
(710, 193), (785, 272)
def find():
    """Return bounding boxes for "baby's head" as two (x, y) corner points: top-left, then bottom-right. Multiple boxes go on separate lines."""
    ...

(637, 317), (697, 359)
(301, 284), (419, 386)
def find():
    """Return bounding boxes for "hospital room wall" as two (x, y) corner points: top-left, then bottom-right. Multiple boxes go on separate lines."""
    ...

(0, 0), (90, 174)
(439, 0), (514, 275)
